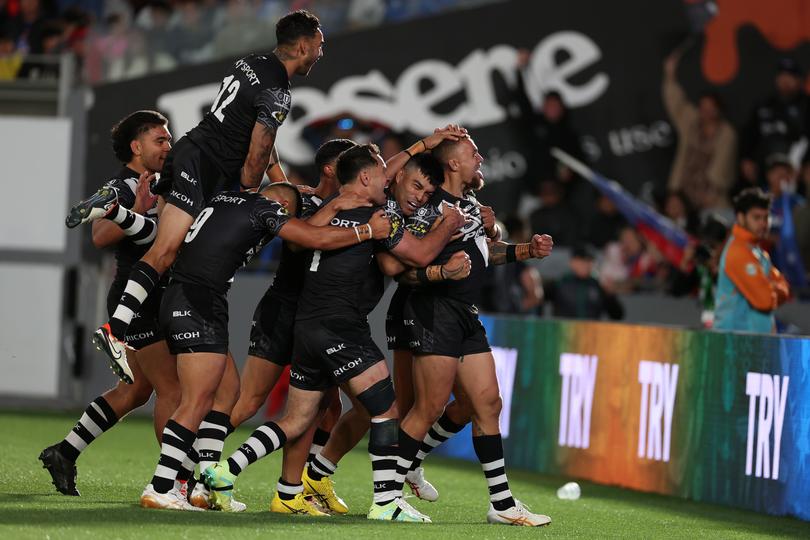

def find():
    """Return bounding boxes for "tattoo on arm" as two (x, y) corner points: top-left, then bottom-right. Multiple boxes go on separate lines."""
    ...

(489, 240), (508, 266)
(241, 123), (276, 188)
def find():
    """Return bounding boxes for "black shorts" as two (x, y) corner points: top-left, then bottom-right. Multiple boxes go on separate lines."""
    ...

(152, 137), (225, 219)
(403, 292), (491, 358)
(291, 317), (384, 391)
(248, 290), (297, 366)
(107, 280), (164, 351)
(385, 285), (411, 351)
(159, 281), (229, 355)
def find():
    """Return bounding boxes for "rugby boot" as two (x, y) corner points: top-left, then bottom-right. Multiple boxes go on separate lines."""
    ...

(270, 492), (330, 516)
(202, 462), (246, 512)
(140, 484), (204, 511)
(405, 467), (438, 502)
(302, 466), (348, 514)
(39, 444), (79, 496)
(93, 323), (133, 384)
(367, 497), (431, 523)
(66, 185), (118, 228)
(189, 480), (210, 509)
(486, 500), (551, 527)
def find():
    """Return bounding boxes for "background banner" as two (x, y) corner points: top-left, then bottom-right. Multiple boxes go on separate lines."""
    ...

(436, 316), (810, 521)
(86, 0), (810, 210)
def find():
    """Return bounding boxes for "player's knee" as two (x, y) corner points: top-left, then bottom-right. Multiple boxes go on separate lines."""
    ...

(356, 377), (396, 417)
(129, 385), (154, 409)
(475, 391), (502, 420)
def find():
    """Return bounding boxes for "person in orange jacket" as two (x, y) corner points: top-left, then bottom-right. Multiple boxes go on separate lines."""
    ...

(715, 188), (790, 333)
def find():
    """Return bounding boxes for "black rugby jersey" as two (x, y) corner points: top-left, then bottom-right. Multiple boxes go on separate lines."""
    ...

(296, 196), (402, 321)
(267, 193), (323, 302)
(104, 166), (158, 282)
(171, 191), (290, 294)
(187, 53), (291, 181)
(413, 188), (489, 306)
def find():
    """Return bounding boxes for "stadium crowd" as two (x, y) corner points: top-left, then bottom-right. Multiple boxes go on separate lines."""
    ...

(0, 0), (496, 82)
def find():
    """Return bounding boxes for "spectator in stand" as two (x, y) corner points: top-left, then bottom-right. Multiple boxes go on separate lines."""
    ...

(137, 0), (175, 66)
(18, 19), (61, 78)
(669, 215), (728, 328)
(662, 49), (736, 212)
(661, 190), (699, 236)
(84, 13), (130, 83)
(347, 0), (384, 30)
(715, 188), (790, 334)
(481, 215), (543, 315)
(0, 28), (22, 78)
(171, 0), (214, 64)
(763, 153), (807, 282)
(5, 0), (52, 54)
(795, 171), (810, 278)
(599, 226), (665, 293)
(514, 48), (582, 194)
(212, 0), (273, 60)
(586, 194), (627, 249)
(543, 244), (623, 321)
(740, 58), (810, 188)
(529, 180), (579, 247)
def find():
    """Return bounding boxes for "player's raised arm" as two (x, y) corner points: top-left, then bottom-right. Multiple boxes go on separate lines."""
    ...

(384, 125), (467, 181)
(241, 122), (278, 190)
(487, 234), (553, 265)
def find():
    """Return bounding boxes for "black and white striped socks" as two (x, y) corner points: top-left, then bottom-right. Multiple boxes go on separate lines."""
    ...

(58, 397), (118, 461)
(226, 421), (287, 476)
(472, 434), (515, 511)
(369, 418), (400, 505)
(109, 260), (159, 339)
(194, 410), (232, 473)
(307, 428), (330, 466)
(307, 453), (337, 481)
(151, 420), (196, 494)
(410, 412), (465, 471)
(276, 478), (303, 501)
(107, 206), (156, 245)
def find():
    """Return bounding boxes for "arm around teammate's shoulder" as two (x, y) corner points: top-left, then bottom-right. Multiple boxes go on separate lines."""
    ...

(277, 209), (390, 251)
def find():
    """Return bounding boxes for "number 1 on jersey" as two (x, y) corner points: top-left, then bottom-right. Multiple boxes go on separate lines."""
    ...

(211, 74), (241, 123)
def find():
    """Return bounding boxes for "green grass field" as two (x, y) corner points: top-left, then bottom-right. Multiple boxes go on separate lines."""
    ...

(1, 411), (808, 539)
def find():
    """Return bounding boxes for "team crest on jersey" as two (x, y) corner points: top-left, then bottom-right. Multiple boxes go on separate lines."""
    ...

(269, 87), (291, 108)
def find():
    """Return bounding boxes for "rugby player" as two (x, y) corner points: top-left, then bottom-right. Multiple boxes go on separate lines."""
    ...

(185, 139), (359, 515)
(394, 136), (553, 526)
(139, 181), (391, 511)
(41, 111), (180, 496)
(202, 144), (466, 521)
(68, 10), (325, 384)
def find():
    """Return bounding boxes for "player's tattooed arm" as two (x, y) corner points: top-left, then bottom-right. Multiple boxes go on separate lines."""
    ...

(488, 234), (554, 265)
(265, 147), (287, 182)
(241, 122), (277, 189)
(394, 251), (471, 285)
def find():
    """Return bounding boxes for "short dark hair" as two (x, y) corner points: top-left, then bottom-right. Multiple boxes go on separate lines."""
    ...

(315, 138), (356, 173)
(733, 187), (772, 215)
(336, 143), (380, 185)
(111, 110), (168, 163)
(432, 138), (465, 168)
(266, 181), (303, 218)
(403, 153), (444, 187)
(276, 10), (320, 47)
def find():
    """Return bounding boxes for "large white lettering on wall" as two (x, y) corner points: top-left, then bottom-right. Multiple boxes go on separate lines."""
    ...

(745, 372), (789, 480)
(558, 353), (598, 449)
(157, 32), (609, 165)
(638, 361), (679, 462)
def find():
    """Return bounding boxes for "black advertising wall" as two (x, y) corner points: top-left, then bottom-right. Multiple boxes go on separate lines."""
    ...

(86, 0), (810, 212)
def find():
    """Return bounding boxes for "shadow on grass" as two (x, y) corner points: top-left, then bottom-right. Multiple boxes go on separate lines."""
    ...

(428, 455), (809, 537)
(0, 506), (481, 528)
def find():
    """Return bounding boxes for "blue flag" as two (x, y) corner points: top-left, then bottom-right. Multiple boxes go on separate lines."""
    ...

(775, 191), (808, 289)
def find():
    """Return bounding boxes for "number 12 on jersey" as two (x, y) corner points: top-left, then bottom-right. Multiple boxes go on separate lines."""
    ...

(211, 74), (241, 122)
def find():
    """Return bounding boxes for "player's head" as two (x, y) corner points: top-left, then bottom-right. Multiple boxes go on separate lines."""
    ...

(315, 138), (357, 181)
(733, 187), (771, 240)
(263, 181), (303, 217)
(392, 153), (443, 217)
(433, 135), (483, 189)
(336, 143), (388, 205)
(276, 10), (323, 76)
(111, 110), (171, 173)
